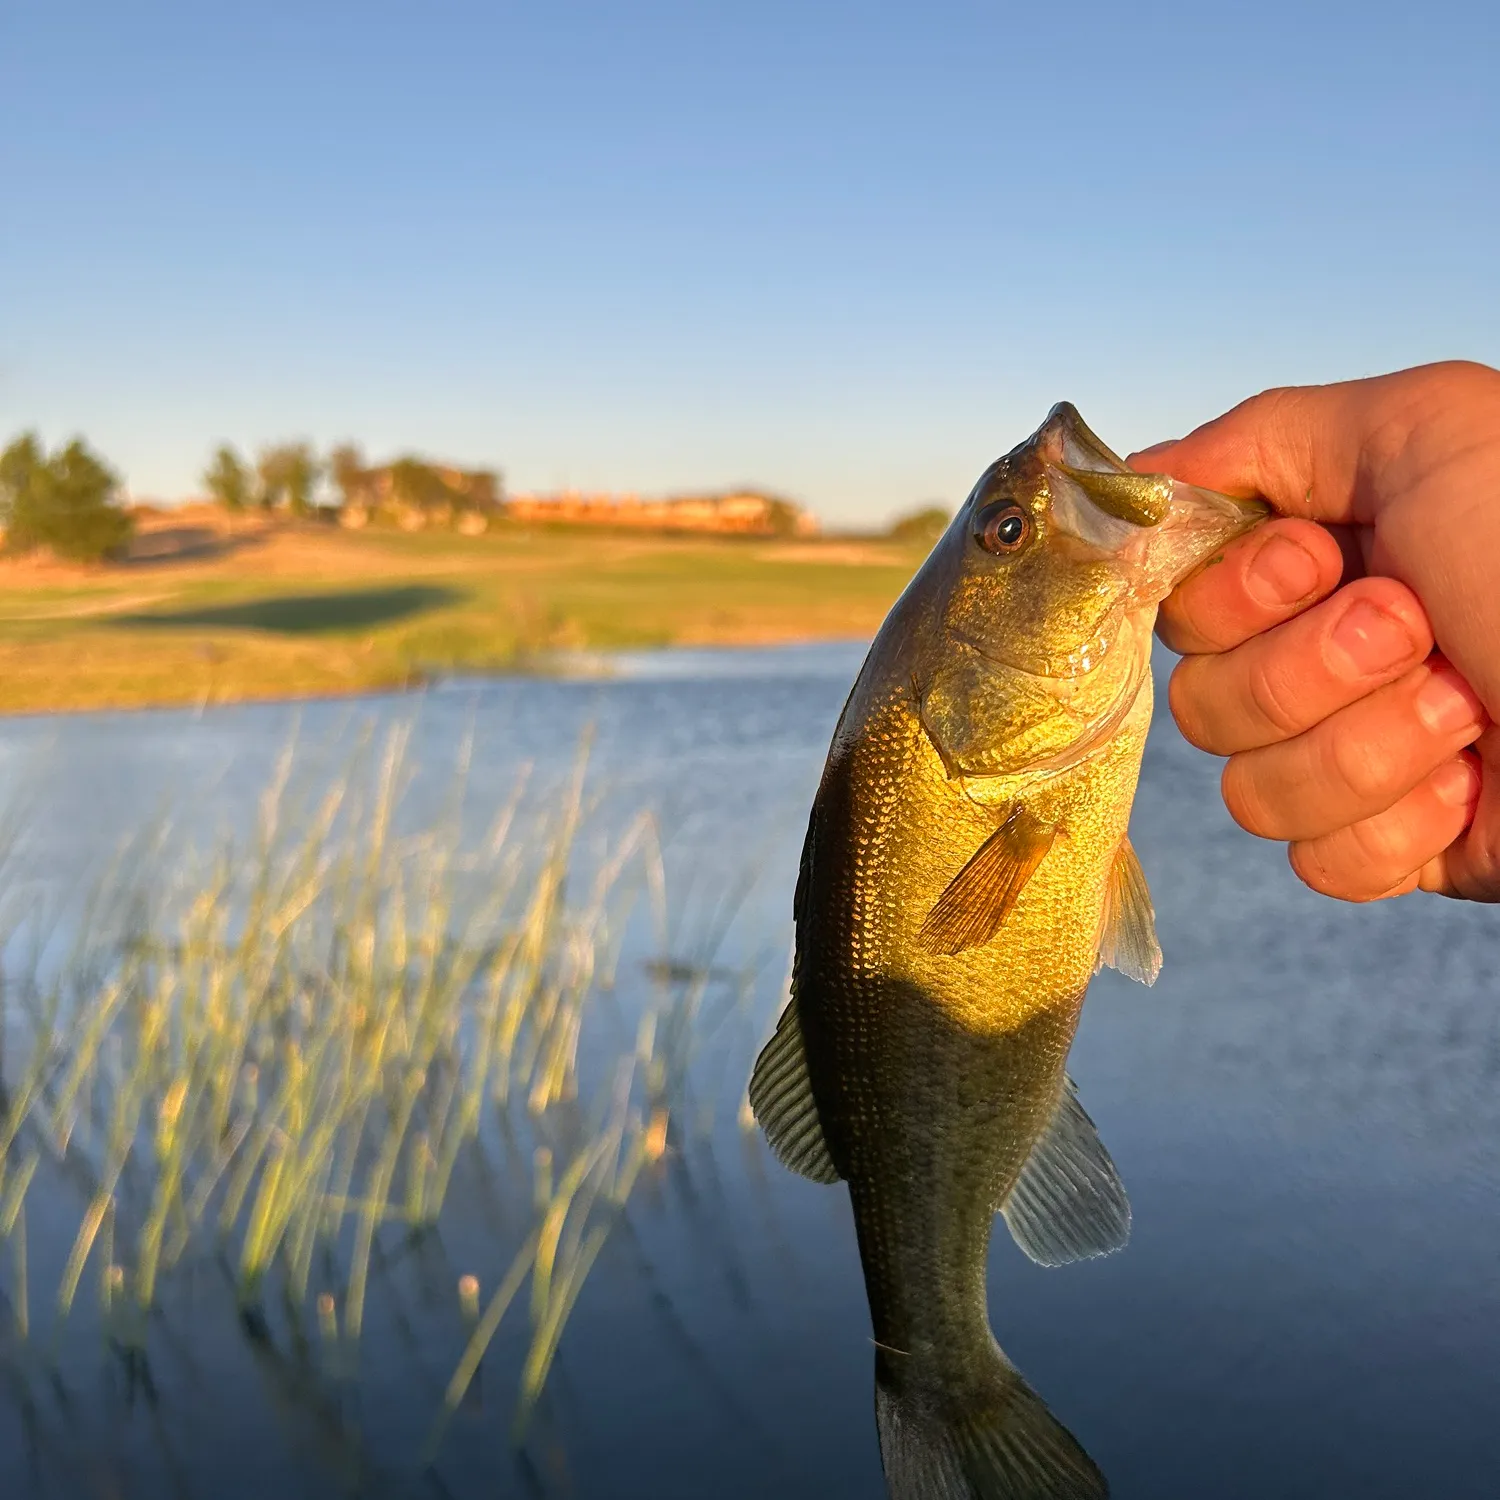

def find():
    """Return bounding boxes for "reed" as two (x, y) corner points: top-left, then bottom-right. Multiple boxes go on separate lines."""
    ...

(0, 725), (693, 1455)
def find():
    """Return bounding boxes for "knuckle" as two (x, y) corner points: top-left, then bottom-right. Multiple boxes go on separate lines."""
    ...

(1344, 809), (1417, 874)
(1243, 655), (1305, 740)
(1248, 388), (1308, 508)
(1323, 724), (1400, 807)
(1426, 360), (1500, 401)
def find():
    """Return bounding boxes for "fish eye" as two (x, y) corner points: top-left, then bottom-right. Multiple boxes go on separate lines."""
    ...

(975, 501), (1031, 555)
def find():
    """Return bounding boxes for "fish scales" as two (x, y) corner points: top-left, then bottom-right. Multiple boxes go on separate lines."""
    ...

(750, 404), (1266, 1500)
(805, 679), (1146, 1359)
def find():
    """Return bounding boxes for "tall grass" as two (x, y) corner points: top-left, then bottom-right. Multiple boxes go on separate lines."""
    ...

(0, 726), (682, 1459)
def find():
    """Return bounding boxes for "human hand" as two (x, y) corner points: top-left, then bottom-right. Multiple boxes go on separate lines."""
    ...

(1131, 360), (1500, 902)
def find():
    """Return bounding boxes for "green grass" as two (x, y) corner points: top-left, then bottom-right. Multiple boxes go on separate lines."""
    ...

(0, 521), (923, 712)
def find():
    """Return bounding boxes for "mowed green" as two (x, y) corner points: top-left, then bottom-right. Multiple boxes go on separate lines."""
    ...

(0, 515), (924, 713)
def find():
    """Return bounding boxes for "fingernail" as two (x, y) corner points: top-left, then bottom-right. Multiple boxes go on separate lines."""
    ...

(1431, 756), (1480, 808)
(1415, 662), (1486, 737)
(1245, 533), (1321, 608)
(1329, 600), (1418, 677)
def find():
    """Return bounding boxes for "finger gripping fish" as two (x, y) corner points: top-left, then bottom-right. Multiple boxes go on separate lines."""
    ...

(749, 405), (1265, 1500)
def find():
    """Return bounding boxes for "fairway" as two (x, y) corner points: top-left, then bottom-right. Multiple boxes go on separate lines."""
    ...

(0, 508), (923, 712)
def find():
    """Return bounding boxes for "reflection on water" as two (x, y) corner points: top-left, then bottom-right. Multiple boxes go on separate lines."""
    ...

(0, 641), (1496, 1498)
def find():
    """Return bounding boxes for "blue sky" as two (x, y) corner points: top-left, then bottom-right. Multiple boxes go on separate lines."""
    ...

(2, 0), (1496, 526)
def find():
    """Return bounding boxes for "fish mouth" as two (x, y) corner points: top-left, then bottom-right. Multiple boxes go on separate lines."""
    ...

(942, 403), (1268, 684)
(1141, 482), (1270, 599)
(1042, 465), (1268, 608)
(1026, 402), (1268, 594)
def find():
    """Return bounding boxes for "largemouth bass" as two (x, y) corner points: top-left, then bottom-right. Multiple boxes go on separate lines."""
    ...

(749, 404), (1266, 1499)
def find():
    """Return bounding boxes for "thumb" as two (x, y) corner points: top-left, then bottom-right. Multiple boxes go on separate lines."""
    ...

(1126, 362), (1490, 526)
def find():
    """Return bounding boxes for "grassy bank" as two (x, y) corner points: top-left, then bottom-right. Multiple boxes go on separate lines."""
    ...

(0, 508), (923, 713)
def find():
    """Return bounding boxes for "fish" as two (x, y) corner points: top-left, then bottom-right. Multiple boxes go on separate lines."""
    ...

(749, 403), (1267, 1499)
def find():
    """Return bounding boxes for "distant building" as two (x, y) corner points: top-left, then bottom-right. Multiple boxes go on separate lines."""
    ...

(503, 489), (819, 537)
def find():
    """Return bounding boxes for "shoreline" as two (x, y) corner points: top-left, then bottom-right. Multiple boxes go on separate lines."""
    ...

(0, 633), (878, 719)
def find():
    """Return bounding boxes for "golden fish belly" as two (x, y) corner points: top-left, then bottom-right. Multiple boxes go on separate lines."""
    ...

(797, 674), (1152, 1375)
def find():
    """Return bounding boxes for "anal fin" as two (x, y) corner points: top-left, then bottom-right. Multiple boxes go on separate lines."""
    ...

(747, 1000), (840, 1184)
(1096, 835), (1161, 985)
(919, 806), (1055, 957)
(1001, 1075), (1130, 1267)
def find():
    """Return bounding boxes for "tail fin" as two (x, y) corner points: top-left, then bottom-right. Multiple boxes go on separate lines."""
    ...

(875, 1358), (1106, 1500)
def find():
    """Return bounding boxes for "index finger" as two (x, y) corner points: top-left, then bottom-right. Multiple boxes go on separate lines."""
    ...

(1155, 515), (1345, 655)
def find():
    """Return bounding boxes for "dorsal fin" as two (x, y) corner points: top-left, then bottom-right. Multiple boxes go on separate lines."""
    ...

(1001, 1074), (1130, 1266)
(1096, 835), (1162, 985)
(918, 807), (1055, 956)
(747, 1000), (840, 1184)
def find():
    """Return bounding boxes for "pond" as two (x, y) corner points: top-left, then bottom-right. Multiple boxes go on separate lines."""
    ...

(0, 641), (1495, 1499)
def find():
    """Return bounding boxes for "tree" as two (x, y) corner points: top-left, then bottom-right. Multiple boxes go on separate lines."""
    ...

(328, 442), (367, 510)
(888, 504), (951, 547)
(387, 456), (450, 514)
(203, 444), (254, 511)
(0, 433), (42, 517)
(762, 495), (810, 536)
(257, 442), (320, 516)
(461, 468), (501, 509)
(0, 432), (134, 562)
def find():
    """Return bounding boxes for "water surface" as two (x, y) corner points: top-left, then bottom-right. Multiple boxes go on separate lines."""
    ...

(0, 642), (1495, 1498)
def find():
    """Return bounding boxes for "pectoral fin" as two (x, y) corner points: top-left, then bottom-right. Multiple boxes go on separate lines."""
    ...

(747, 1000), (840, 1184)
(1001, 1075), (1130, 1266)
(1096, 835), (1162, 985)
(918, 807), (1055, 956)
